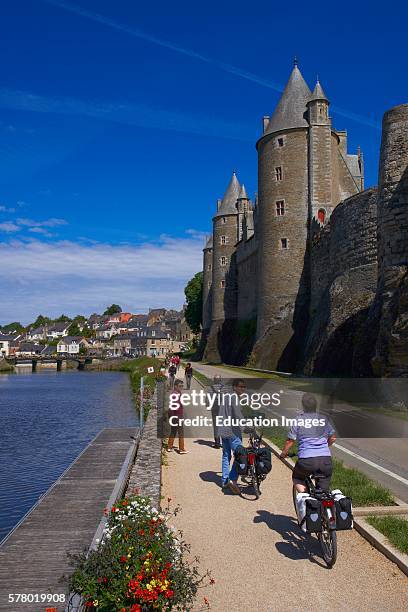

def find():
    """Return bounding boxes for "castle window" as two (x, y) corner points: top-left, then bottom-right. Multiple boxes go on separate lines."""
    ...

(207, 263), (212, 271)
(208, 280), (211, 288)
(220, 280), (225, 288)
(277, 137), (284, 148)
(318, 208), (326, 224)
(280, 237), (288, 249)
(220, 256), (228, 266)
(275, 166), (283, 181)
(276, 200), (285, 216)
(220, 235), (228, 245)
(221, 217), (226, 224)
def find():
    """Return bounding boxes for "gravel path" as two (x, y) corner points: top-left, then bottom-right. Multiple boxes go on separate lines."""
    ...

(162, 371), (408, 612)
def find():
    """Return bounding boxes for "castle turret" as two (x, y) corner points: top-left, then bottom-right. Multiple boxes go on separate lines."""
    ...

(202, 235), (213, 333)
(255, 62), (311, 370)
(237, 184), (250, 241)
(211, 172), (240, 323)
(373, 104), (408, 375)
(307, 79), (333, 225)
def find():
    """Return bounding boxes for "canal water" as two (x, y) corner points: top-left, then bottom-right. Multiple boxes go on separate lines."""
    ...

(0, 369), (138, 542)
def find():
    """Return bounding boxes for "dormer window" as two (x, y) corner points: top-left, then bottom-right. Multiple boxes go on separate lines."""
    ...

(275, 166), (283, 181)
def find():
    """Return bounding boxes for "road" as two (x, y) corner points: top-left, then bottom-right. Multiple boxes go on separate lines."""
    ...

(192, 363), (408, 502)
(162, 370), (408, 611)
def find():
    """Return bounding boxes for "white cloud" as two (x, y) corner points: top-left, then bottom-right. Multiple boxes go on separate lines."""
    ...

(0, 205), (16, 213)
(16, 217), (67, 228)
(0, 233), (204, 324)
(0, 222), (21, 233)
(28, 227), (54, 237)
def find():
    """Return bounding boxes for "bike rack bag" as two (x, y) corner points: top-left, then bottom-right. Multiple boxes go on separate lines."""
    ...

(234, 445), (248, 476)
(332, 489), (353, 530)
(255, 447), (272, 475)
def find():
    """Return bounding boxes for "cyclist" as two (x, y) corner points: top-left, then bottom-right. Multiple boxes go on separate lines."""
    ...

(280, 393), (336, 493)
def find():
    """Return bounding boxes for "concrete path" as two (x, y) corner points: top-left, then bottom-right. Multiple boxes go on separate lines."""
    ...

(162, 372), (407, 612)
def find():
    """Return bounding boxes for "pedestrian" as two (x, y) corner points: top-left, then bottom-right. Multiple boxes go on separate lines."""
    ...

(210, 375), (222, 448)
(174, 354), (181, 371)
(167, 379), (188, 454)
(218, 378), (247, 494)
(184, 362), (193, 390)
(168, 363), (177, 389)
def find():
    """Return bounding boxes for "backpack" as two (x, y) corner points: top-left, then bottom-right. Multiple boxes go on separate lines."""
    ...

(234, 445), (248, 475)
(255, 447), (272, 475)
(332, 489), (353, 530)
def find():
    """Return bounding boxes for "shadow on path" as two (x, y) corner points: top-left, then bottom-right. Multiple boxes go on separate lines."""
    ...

(254, 510), (326, 567)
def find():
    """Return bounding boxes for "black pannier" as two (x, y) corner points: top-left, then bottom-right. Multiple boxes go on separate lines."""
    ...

(255, 447), (272, 475)
(302, 498), (322, 533)
(334, 496), (353, 530)
(234, 445), (248, 475)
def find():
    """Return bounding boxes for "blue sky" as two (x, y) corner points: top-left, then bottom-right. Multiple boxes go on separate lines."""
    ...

(0, 0), (406, 324)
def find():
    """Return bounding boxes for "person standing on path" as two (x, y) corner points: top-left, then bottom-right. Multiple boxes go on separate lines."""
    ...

(168, 363), (177, 389)
(167, 379), (188, 454)
(184, 362), (193, 390)
(174, 354), (181, 371)
(210, 375), (222, 448)
(218, 378), (247, 494)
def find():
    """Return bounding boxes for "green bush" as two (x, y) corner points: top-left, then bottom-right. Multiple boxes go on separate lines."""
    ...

(67, 496), (212, 611)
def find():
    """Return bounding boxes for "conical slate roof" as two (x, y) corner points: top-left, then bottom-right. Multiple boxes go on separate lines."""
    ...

(264, 65), (312, 135)
(204, 234), (213, 250)
(238, 184), (249, 199)
(214, 172), (241, 217)
(309, 79), (329, 103)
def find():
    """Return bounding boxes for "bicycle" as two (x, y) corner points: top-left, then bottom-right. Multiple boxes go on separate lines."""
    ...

(288, 455), (337, 568)
(244, 425), (267, 499)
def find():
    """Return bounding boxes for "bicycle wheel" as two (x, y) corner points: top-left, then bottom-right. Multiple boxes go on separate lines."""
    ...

(250, 464), (260, 499)
(292, 485), (298, 516)
(318, 521), (337, 568)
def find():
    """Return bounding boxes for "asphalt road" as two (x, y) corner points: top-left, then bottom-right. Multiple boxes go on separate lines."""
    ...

(192, 362), (408, 503)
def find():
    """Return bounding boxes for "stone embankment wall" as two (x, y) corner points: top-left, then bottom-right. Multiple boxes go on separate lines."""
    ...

(304, 187), (378, 374)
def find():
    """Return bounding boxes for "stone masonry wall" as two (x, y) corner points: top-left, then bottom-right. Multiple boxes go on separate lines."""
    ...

(236, 235), (258, 321)
(304, 187), (378, 374)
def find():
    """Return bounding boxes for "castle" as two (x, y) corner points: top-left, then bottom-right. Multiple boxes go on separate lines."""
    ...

(202, 62), (408, 377)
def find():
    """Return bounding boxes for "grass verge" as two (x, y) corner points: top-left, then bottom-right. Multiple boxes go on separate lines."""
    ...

(192, 368), (212, 386)
(366, 515), (408, 554)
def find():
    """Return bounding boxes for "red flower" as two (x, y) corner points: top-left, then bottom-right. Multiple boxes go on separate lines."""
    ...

(130, 605), (141, 612)
(165, 590), (174, 598)
(138, 529), (145, 536)
(84, 601), (94, 608)
(120, 555), (127, 563)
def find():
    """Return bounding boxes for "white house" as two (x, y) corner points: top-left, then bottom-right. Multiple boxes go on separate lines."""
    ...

(95, 324), (119, 339)
(57, 336), (89, 355)
(0, 334), (14, 357)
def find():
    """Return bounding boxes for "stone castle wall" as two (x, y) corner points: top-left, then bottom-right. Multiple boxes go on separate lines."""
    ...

(236, 235), (258, 321)
(304, 187), (378, 374)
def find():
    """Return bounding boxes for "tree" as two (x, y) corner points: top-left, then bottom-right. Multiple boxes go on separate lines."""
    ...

(31, 314), (51, 328)
(184, 272), (203, 335)
(68, 323), (81, 336)
(103, 304), (122, 316)
(55, 314), (72, 323)
(1, 321), (25, 334)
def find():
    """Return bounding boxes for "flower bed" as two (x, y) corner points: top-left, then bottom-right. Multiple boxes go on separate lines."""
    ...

(66, 496), (211, 611)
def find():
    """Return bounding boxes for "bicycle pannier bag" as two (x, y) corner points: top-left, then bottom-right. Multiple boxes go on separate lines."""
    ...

(255, 447), (272, 475)
(332, 489), (353, 530)
(303, 497), (323, 533)
(234, 445), (248, 475)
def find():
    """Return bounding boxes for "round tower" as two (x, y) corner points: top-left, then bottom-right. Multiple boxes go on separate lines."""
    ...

(202, 235), (213, 332)
(373, 104), (408, 376)
(255, 63), (311, 370)
(377, 104), (408, 283)
(211, 172), (240, 323)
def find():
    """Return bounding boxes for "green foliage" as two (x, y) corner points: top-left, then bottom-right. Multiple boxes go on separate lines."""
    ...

(67, 496), (211, 611)
(1, 321), (25, 334)
(68, 323), (82, 336)
(54, 314), (72, 323)
(366, 516), (408, 554)
(104, 304), (122, 316)
(184, 272), (203, 335)
(31, 314), (52, 328)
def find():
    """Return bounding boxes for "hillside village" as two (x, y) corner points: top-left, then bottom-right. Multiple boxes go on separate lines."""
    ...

(0, 307), (194, 360)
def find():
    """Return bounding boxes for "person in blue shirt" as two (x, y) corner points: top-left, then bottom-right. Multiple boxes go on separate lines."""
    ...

(280, 393), (336, 492)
